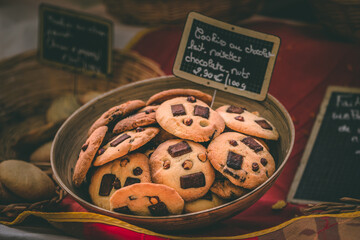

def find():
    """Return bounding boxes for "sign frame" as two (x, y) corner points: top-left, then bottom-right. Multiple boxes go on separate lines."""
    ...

(288, 86), (360, 205)
(173, 12), (280, 101)
(38, 3), (113, 77)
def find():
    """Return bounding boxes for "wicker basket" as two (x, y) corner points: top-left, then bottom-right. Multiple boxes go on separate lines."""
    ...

(103, 0), (261, 26)
(311, 0), (360, 42)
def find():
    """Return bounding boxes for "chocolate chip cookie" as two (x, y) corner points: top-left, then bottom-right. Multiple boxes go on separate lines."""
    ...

(146, 88), (213, 106)
(149, 139), (215, 201)
(112, 109), (157, 134)
(89, 153), (151, 210)
(156, 97), (225, 142)
(88, 100), (145, 137)
(110, 183), (184, 216)
(207, 132), (275, 189)
(73, 126), (108, 187)
(216, 105), (279, 140)
(93, 127), (159, 166)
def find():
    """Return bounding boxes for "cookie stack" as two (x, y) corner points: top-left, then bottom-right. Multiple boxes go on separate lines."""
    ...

(72, 89), (279, 216)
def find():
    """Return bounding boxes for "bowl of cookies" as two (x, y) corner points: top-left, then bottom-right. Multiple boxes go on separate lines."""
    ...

(51, 75), (294, 231)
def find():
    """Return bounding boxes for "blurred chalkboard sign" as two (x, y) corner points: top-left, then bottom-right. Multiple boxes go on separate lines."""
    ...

(288, 86), (360, 204)
(39, 4), (113, 76)
(173, 12), (280, 101)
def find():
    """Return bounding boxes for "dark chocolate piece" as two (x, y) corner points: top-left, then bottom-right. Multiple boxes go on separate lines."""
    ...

(171, 104), (186, 116)
(81, 143), (88, 152)
(98, 148), (106, 155)
(255, 119), (273, 130)
(167, 141), (192, 157)
(226, 151), (243, 170)
(241, 137), (263, 153)
(113, 206), (132, 214)
(133, 167), (143, 176)
(229, 140), (238, 146)
(224, 169), (247, 182)
(148, 202), (170, 216)
(223, 169), (240, 179)
(135, 127), (145, 132)
(145, 109), (155, 114)
(124, 177), (140, 187)
(260, 158), (268, 166)
(113, 178), (121, 189)
(235, 116), (244, 121)
(99, 174), (115, 196)
(180, 172), (206, 189)
(226, 105), (244, 114)
(110, 134), (131, 147)
(187, 96), (196, 103)
(194, 105), (210, 119)
(252, 162), (259, 172)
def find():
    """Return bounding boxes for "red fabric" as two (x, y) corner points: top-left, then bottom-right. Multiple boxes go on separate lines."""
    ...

(59, 20), (360, 239)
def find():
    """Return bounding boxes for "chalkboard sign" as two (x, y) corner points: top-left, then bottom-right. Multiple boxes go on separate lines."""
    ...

(288, 86), (360, 204)
(39, 4), (113, 76)
(173, 12), (280, 101)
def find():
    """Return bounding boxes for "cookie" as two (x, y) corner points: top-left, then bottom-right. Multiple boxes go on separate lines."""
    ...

(210, 178), (249, 200)
(110, 183), (184, 216)
(149, 139), (215, 201)
(216, 105), (279, 140)
(146, 88), (213, 106)
(207, 132), (275, 189)
(89, 153), (151, 210)
(156, 97), (225, 142)
(184, 191), (225, 213)
(93, 127), (159, 166)
(0, 160), (55, 202)
(72, 126), (108, 187)
(88, 100), (145, 137)
(113, 110), (156, 134)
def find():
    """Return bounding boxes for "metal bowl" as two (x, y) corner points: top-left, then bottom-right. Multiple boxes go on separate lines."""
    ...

(51, 75), (294, 231)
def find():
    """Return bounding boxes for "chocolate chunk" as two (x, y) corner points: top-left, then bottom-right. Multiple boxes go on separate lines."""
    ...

(99, 174), (115, 196)
(145, 109), (155, 114)
(167, 141), (192, 157)
(124, 177), (140, 187)
(182, 160), (193, 170)
(81, 143), (88, 152)
(252, 162), (259, 172)
(260, 158), (268, 166)
(223, 169), (240, 179)
(229, 140), (238, 146)
(201, 191), (213, 201)
(113, 206), (132, 214)
(183, 118), (193, 126)
(226, 105), (244, 114)
(110, 134), (131, 147)
(235, 116), (244, 121)
(98, 148), (106, 155)
(133, 167), (143, 176)
(241, 137), (263, 153)
(187, 96), (196, 103)
(226, 151), (243, 170)
(180, 172), (205, 189)
(171, 104), (186, 116)
(113, 178), (121, 189)
(194, 105), (210, 119)
(135, 127), (145, 132)
(148, 202), (170, 216)
(163, 160), (171, 169)
(255, 119), (273, 130)
(224, 169), (247, 182)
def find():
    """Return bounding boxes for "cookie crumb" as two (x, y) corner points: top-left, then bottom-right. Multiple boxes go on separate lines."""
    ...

(272, 200), (287, 210)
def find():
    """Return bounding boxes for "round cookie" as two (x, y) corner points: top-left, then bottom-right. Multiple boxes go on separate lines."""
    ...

(88, 100), (145, 137)
(207, 132), (276, 190)
(0, 160), (55, 202)
(89, 153), (151, 210)
(210, 178), (249, 200)
(149, 139), (215, 201)
(93, 127), (159, 166)
(156, 97), (225, 142)
(184, 191), (225, 213)
(73, 126), (108, 187)
(146, 88), (213, 106)
(110, 183), (184, 216)
(216, 105), (279, 140)
(113, 109), (157, 134)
